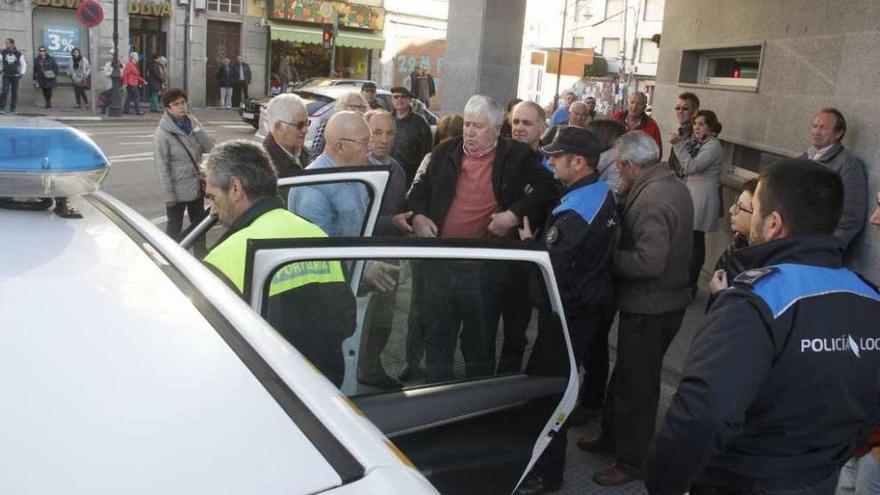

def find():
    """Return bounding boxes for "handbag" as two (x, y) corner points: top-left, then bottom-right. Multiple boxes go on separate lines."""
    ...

(171, 133), (206, 195)
(43, 69), (56, 79)
(80, 76), (91, 90)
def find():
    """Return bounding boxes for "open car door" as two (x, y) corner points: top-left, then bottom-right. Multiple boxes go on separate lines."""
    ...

(243, 238), (578, 495)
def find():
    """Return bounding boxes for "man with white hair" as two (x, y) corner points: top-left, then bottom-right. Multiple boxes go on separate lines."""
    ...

(408, 94), (557, 382)
(576, 131), (693, 486)
(262, 93), (311, 175)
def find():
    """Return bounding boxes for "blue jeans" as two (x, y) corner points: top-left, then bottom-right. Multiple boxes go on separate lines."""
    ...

(837, 452), (880, 495)
(0, 75), (19, 111)
(123, 86), (141, 114)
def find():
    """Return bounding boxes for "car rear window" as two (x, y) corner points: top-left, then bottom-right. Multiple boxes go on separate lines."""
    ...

(294, 91), (335, 115)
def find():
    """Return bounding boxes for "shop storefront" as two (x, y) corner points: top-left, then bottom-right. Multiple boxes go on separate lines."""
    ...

(267, 0), (385, 91)
(129, 0), (170, 101)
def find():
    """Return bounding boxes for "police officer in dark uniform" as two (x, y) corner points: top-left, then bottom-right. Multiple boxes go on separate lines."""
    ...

(644, 159), (880, 494)
(515, 126), (618, 495)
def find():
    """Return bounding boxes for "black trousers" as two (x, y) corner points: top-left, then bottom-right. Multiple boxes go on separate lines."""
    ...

(497, 263), (533, 374)
(73, 85), (88, 105)
(404, 261), (426, 371)
(232, 80), (249, 107)
(358, 274), (398, 382)
(165, 197), (207, 256)
(579, 305), (615, 408)
(423, 261), (504, 382)
(0, 75), (19, 111)
(689, 230), (706, 293)
(601, 310), (685, 467)
(41, 86), (53, 107)
(535, 309), (614, 483)
(123, 86), (141, 114)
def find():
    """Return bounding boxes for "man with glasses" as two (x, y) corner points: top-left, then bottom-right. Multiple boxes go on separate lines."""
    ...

(667, 92), (700, 178)
(288, 111), (372, 238)
(262, 93), (311, 175)
(389, 86), (432, 185)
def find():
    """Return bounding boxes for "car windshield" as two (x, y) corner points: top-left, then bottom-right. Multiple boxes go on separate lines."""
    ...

(293, 91), (335, 115)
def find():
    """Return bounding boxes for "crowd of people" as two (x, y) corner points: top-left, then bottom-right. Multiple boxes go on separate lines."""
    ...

(148, 78), (880, 494)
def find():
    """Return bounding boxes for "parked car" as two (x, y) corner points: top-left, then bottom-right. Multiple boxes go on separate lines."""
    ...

(2, 118), (578, 495)
(240, 82), (438, 147)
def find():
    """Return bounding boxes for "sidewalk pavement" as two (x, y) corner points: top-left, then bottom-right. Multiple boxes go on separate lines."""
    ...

(1, 104), (245, 124)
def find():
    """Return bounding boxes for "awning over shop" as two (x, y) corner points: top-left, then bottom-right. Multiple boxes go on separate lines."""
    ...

(269, 21), (385, 50)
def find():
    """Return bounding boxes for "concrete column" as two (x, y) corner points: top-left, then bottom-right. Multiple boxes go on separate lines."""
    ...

(443, 0), (526, 113)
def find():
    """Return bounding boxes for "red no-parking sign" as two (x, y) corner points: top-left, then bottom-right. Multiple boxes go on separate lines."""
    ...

(77, 0), (104, 28)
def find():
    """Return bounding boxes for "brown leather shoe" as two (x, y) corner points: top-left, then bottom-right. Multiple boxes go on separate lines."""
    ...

(575, 433), (607, 452)
(592, 463), (642, 486)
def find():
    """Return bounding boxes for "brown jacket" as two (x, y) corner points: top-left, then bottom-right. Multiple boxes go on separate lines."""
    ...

(613, 164), (694, 314)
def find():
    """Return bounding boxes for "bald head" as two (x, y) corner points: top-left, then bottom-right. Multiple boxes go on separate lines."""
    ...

(324, 111), (372, 166)
(568, 101), (590, 128)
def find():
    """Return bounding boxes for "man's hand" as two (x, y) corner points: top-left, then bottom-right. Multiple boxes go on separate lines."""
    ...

(392, 211), (414, 235)
(708, 269), (728, 295)
(518, 216), (534, 241)
(412, 214), (438, 238)
(365, 261), (400, 292)
(488, 210), (519, 237)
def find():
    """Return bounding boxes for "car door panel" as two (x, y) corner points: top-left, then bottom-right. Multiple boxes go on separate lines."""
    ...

(244, 240), (578, 495)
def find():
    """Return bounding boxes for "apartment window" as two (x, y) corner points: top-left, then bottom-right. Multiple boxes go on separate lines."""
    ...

(572, 36), (585, 48)
(679, 44), (763, 91)
(575, 0), (591, 20)
(602, 37), (621, 59)
(605, 0), (624, 18)
(639, 38), (659, 63)
(643, 0), (664, 21)
(207, 0), (240, 14)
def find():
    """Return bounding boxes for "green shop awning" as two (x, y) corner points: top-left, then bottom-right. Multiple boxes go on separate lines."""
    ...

(269, 21), (385, 50)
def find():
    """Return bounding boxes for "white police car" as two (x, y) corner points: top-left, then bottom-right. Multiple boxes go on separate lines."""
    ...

(0, 118), (578, 494)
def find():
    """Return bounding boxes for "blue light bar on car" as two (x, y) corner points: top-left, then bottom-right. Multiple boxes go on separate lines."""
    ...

(0, 118), (110, 198)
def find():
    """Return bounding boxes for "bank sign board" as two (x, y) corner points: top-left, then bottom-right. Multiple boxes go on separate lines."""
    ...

(43, 26), (79, 72)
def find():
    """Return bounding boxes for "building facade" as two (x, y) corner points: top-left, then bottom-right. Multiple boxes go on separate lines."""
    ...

(518, 0), (664, 113)
(652, 0), (880, 282)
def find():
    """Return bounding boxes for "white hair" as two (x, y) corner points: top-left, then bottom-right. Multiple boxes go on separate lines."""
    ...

(364, 108), (395, 132)
(129, 51), (139, 62)
(335, 91), (368, 112)
(463, 95), (505, 129)
(264, 93), (307, 132)
(613, 131), (660, 169)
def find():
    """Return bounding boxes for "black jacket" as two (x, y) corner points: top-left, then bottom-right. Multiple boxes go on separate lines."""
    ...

(390, 110), (433, 185)
(263, 132), (310, 177)
(408, 136), (558, 236)
(232, 62), (251, 83)
(146, 61), (164, 92)
(541, 173), (617, 316)
(644, 235), (880, 493)
(215, 64), (235, 88)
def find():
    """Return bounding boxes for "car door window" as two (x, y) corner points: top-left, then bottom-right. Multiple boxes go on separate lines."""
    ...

(180, 167), (390, 267)
(244, 240), (577, 495)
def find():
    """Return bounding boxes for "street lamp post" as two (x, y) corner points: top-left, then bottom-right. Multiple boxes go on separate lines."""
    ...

(108, 0), (122, 117)
(551, 0), (569, 113)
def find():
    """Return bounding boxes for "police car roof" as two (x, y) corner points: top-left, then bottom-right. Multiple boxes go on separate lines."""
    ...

(0, 192), (442, 493)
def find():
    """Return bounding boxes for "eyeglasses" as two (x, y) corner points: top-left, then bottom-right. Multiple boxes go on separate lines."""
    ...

(280, 119), (310, 130)
(38, 49), (46, 53)
(339, 137), (372, 148)
(674, 106), (692, 111)
(732, 201), (753, 214)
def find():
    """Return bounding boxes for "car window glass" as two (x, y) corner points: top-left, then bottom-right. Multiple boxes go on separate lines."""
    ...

(283, 180), (374, 239)
(261, 257), (568, 396)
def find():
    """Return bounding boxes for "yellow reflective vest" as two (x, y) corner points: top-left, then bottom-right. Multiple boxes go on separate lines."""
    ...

(204, 208), (346, 296)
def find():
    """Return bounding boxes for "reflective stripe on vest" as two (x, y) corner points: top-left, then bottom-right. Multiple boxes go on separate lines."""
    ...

(204, 208), (345, 296)
(749, 263), (880, 319)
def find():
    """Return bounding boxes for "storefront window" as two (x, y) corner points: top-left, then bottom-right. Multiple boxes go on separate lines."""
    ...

(31, 7), (89, 76)
(207, 0), (240, 14)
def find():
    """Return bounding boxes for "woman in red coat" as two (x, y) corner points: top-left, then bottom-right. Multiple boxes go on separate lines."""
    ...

(122, 51), (146, 115)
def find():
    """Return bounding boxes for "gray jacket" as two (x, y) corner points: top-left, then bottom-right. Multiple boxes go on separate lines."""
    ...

(673, 136), (725, 233)
(614, 164), (694, 315)
(800, 142), (868, 248)
(367, 154), (408, 235)
(153, 113), (215, 203)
